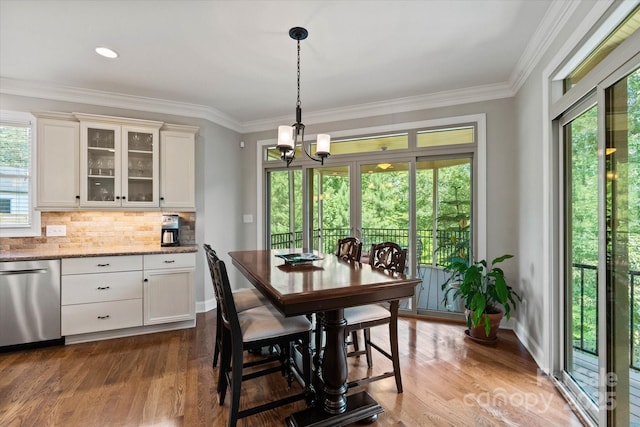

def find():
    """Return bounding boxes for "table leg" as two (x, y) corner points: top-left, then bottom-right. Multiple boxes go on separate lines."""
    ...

(321, 308), (348, 414)
(286, 308), (383, 427)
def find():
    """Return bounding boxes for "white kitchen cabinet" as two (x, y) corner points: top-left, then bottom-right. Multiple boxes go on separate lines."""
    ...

(143, 253), (195, 325)
(36, 115), (80, 208)
(76, 114), (162, 208)
(159, 125), (198, 211)
(61, 255), (143, 336)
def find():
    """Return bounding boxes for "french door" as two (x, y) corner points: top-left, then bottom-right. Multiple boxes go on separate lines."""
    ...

(560, 62), (639, 426)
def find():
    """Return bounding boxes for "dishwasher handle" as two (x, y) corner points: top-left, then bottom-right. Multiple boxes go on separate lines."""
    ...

(0, 268), (48, 275)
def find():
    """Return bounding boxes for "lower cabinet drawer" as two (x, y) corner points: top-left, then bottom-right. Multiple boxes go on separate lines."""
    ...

(62, 299), (142, 336)
(62, 271), (142, 305)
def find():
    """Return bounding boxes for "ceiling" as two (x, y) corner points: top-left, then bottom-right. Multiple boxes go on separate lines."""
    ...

(0, 0), (563, 132)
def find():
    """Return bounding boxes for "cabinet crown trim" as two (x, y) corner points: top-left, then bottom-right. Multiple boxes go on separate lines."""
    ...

(73, 112), (163, 128)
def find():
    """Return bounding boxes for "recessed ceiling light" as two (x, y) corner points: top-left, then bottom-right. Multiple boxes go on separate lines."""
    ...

(95, 47), (118, 59)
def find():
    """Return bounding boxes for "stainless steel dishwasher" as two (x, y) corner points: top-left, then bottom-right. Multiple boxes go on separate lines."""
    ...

(0, 259), (62, 348)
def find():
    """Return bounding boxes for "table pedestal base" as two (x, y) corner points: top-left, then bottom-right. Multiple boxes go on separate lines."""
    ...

(285, 391), (383, 427)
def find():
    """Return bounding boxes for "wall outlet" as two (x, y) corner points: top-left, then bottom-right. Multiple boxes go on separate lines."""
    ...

(46, 225), (66, 237)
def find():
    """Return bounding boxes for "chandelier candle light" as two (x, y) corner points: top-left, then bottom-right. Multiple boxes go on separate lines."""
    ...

(276, 27), (331, 166)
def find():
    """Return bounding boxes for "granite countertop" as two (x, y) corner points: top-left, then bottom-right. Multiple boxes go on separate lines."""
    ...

(0, 245), (199, 262)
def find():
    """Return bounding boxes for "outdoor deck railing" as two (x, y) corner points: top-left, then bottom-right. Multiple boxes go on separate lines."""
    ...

(571, 263), (640, 371)
(271, 227), (468, 266)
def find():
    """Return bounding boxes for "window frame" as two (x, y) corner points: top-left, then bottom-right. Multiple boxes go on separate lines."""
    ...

(0, 110), (41, 238)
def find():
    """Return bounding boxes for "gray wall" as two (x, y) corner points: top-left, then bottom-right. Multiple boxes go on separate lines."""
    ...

(513, 0), (598, 370)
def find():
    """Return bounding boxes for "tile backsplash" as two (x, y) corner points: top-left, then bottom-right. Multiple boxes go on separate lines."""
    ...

(0, 211), (195, 254)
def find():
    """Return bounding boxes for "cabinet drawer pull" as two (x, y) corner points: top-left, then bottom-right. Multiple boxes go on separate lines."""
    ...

(163, 260), (175, 264)
(97, 315), (110, 320)
(97, 263), (110, 267)
(97, 286), (110, 290)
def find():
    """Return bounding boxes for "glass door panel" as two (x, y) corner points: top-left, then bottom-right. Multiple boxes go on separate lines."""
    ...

(310, 165), (350, 254)
(604, 66), (638, 426)
(360, 161), (410, 308)
(563, 104), (600, 413)
(125, 131), (154, 203)
(267, 168), (302, 250)
(86, 126), (117, 203)
(416, 157), (471, 314)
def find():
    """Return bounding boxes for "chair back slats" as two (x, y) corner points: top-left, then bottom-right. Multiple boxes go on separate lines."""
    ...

(336, 237), (362, 262)
(204, 245), (240, 333)
(368, 241), (407, 273)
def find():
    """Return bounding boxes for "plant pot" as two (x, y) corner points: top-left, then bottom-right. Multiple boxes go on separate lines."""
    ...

(466, 309), (503, 342)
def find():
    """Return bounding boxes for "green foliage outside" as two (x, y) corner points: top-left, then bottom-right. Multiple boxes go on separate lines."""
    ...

(570, 69), (640, 369)
(0, 125), (30, 168)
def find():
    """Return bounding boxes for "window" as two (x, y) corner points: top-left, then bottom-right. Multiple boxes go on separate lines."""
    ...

(0, 111), (40, 237)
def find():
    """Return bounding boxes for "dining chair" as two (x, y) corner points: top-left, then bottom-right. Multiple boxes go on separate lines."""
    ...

(204, 245), (312, 427)
(203, 244), (268, 368)
(336, 236), (362, 261)
(343, 241), (407, 392)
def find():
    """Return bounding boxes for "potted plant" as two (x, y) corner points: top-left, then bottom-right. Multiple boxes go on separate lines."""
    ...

(441, 254), (522, 342)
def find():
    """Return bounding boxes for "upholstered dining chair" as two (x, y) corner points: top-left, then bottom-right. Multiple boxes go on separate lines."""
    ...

(204, 245), (312, 427)
(343, 241), (407, 392)
(203, 244), (268, 368)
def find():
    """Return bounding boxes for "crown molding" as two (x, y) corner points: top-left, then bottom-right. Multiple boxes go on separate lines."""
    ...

(242, 82), (514, 133)
(0, 77), (243, 132)
(508, 0), (580, 93)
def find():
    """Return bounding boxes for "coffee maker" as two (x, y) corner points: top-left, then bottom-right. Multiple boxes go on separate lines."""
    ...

(161, 214), (180, 246)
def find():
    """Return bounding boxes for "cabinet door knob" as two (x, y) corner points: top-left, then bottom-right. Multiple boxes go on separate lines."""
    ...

(97, 286), (110, 290)
(75, 195), (80, 199)
(122, 196), (126, 200)
(144, 278), (148, 282)
(97, 263), (110, 267)
(160, 197), (164, 201)
(97, 315), (110, 320)
(116, 196), (120, 200)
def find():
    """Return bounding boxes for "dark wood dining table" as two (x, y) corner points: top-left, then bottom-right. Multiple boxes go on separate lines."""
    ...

(228, 249), (420, 426)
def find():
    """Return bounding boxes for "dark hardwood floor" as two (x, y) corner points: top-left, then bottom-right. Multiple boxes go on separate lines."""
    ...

(0, 311), (584, 426)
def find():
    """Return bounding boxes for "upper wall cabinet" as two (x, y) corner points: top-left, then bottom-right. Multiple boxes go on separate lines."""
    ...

(76, 114), (162, 208)
(160, 125), (198, 211)
(36, 113), (80, 208)
(35, 112), (198, 211)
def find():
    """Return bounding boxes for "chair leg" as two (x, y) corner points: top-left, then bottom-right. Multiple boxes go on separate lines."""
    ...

(218, 329), (232, 403)
(351, 330), (360, 354)
(363, 328), (373, 368)
(389, 300), (403, 393)
(213, 306), (222, 368)
(314, 313), (324, 378)
(228, 344), (244, 427)
(303, 335), (313, 401)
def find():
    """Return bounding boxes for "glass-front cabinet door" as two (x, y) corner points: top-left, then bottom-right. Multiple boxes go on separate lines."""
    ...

(80, 122), (121, 207)
(79, 120), (159, 208)
(122, 125), (159, 207)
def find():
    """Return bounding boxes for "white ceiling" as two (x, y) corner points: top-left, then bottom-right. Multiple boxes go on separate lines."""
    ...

(0, 0), (564, 132)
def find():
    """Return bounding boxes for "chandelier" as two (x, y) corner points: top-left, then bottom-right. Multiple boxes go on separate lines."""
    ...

(276, 27), (330, 166)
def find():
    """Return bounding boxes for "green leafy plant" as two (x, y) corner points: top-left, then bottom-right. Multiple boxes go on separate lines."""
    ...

(441, 254), (522, 336)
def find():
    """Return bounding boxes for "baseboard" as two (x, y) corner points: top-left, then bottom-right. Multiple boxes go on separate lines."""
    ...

(64, 319), (196, 345)
(196, 296), (216, 313)
(512, 319), (547, 372)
